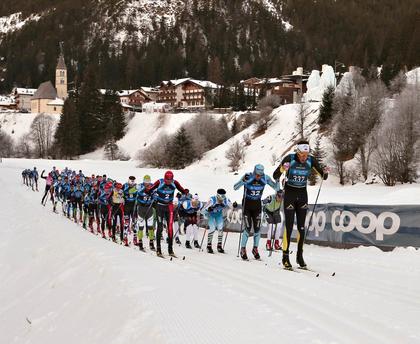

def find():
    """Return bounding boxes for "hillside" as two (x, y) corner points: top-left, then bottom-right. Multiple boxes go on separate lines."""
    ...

(0, 0), (418, 92)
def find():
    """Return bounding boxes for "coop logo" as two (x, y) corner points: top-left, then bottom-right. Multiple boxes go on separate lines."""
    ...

(307, 210), (401, 241)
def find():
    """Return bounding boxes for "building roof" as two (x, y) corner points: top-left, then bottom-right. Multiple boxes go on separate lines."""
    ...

(32, 81), (57, 100)
(0, 96), (15, 106)
(141, 87), (159, 93)
(13, 87), (37, 96)
(57, 54), (66, 70)
(47, 98), (64, 106)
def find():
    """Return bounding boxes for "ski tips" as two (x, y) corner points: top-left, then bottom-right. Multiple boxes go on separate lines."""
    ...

(182, 256), (186, 260)
(316, 273), (320, 277)
(332, 272), (336, 276)
(170, 257), (173, 261)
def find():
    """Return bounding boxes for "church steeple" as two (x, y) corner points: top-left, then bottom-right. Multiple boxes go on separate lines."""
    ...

(55, 43), (67, 100)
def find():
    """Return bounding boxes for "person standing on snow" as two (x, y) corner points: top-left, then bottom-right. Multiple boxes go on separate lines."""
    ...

(234, 164), (279, 260)
(146, 171), (187, 257)
(273, 139), (329, 269)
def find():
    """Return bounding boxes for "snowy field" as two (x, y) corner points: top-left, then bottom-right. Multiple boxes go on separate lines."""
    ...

(1, 159), (420, 344)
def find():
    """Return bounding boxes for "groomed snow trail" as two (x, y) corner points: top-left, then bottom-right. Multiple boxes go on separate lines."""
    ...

(1, 163), (420, 344)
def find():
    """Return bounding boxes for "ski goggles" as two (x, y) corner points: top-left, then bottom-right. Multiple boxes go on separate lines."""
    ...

(296, 144), (310, 153)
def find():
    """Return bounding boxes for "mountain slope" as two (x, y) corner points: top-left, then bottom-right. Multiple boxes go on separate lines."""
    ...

(0, 0), (418, 92)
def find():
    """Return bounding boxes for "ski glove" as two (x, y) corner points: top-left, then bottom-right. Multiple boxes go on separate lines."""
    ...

(233, 201), (238, 208)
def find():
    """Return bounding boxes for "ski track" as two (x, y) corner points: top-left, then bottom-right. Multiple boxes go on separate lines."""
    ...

(1, 165), (420, 344)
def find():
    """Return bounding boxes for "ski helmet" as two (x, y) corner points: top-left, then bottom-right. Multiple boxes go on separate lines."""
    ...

(254, 164), (265, 176)
(143, 175), (151, 183)
(216, 188), (226, 201)
(115, 183), (123, 189)
(164, 170), (174, 182)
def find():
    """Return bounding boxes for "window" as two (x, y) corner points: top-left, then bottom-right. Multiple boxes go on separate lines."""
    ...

(60, 79), (64, 84)
(60, 71), (65, 77)
(54, 107), (57, 111)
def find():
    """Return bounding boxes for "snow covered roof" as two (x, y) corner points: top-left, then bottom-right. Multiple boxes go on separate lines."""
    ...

(169, 78), (191, 86)
(189, 79), (219, 89)
(13, 88), (37, 96)
(117, 89), (139, 97)
(47, 98), (64, 106)
(32, 81), (57, 100)
(141, 87), (159, 93)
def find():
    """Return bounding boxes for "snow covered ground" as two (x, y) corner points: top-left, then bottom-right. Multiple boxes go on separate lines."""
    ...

(1, 159), (420, 343)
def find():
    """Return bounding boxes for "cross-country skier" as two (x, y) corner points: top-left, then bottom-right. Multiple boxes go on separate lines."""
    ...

(273, 139), (329, 269)
(40, 170), (53, 205)
(202, 189), (232, 253)
(123, 176), (137, 244)
(135, 175), (156, 251)
(98, 181), (113, 238)
(111, 182), (125, 244)
(234, 164), (279, 260)
(146, 171), (187, 257)
(262, 190), (284, 251)
(32, 167), (39, 191)
(182, 194), (202, 249)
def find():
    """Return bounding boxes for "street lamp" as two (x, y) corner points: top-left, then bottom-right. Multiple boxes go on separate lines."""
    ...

(334, 60), (345, 87)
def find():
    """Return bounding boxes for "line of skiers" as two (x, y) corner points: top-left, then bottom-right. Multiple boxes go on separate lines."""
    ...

(28, 139), (329, 269)
(21, 167), (39, 191)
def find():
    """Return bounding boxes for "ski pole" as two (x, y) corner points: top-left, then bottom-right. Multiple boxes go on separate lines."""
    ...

(236, 188), (247, 257)
(199, 226), (207, 251)
(303, 177), (324, 243)
(268, 222), (275, 257)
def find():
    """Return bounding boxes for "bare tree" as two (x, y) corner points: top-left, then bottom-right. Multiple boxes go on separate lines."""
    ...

(15, 133), (32, 158)
(30, 114), (54, 158)
(225, 140), (245, 172)
(355, 80), (387, 180)
(0, 130), (14, 158)
(137, 134), (171, 168)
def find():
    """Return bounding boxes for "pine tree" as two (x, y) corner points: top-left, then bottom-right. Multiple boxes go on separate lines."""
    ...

(168, 127), (196, 169)
(78, 65), (103, 154)
(309, 136), (326, 185)
(54, 95), (81, 159)
(101, 90), (126, 143)
(318, 86), (335, 127)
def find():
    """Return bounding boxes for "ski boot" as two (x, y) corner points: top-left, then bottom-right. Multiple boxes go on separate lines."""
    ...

(240, 247), (248, 260)
(133, 235), (138, 246)
(138, 240), (144, 251)
(168, 247), (177, 258)
(175, 237), (181, 245)
(108, 229), (113, 239)
(282, 251), (293, 270)
(274, 240), (281, 251)
(266, 240), (272, 251)
(217, 243), (224, 253)
(82, 223), (87, 229)
(207, 244), (214, 254)
(252, 246), (261, 260)
(156, 247), (163, 258)
(123, 236), (129, 247)
(185, 240), (192, 249)
(149, 240), (155, 251)
(296, 250), (307, 269)
(193, 240), (200, 249)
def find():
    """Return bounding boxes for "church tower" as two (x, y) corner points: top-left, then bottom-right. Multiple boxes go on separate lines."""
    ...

(55, 46), (67, 100)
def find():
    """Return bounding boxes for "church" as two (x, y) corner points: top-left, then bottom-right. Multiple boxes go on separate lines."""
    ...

(30, 52), (68, 114)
